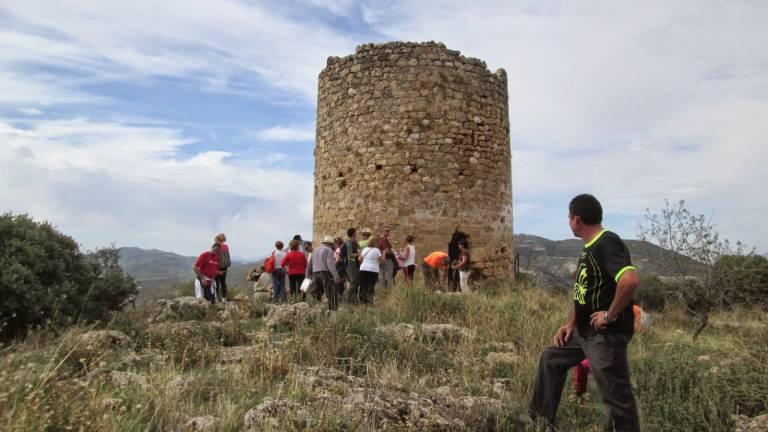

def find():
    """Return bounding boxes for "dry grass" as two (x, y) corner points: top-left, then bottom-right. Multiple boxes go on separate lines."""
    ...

(0, 278), (765, 431)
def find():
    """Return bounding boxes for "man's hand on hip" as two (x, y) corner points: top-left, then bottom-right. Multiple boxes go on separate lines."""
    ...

(553, 323), (574, 347)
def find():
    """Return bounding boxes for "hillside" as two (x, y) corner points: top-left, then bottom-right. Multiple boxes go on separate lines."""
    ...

(118, 247), (262, 301)
(117, 247), (197, 281)
(2, 280), (765, 431)
(513, 234), (700, 289)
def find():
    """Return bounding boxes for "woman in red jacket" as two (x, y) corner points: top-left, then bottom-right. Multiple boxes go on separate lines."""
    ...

(281, 240), (308, 300)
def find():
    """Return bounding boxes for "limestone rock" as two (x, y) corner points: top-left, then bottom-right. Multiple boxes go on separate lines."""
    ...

(220, 345), (259, 363)
(239, 366), (527, 431)
(377, 323), (473, 343)
(101, 398), (123, 411)
(735, 414), (768, 432)
(264, 302), (326, 329)
(183, 416), (218, 431)
(243, 398), (310, 431)
(109, 371), (149, 390)
(75, 330), (133, 353)
(151, 297), (210, 322)
(485, 352), (521, 368)
(166, 375), (195, 393)
(216, 301), (242, 321)
(144, 321), (224, 351)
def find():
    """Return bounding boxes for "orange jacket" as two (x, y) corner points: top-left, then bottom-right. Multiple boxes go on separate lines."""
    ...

(424, 251), (449, 269)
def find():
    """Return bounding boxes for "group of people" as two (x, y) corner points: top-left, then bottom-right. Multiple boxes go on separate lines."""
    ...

(193, 193), (642, 431)
(245, 226), (475, 310)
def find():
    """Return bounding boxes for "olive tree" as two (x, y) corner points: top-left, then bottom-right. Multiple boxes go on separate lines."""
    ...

(637, 200), (753, 339)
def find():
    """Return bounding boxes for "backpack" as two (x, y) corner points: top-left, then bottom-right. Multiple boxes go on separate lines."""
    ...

(219, 249), (231, 269)
(264, 252), (275, 274)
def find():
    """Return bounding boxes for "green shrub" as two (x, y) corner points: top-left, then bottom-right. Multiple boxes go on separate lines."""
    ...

(634, 276), (668, 311)
(0, 213), (137, 341)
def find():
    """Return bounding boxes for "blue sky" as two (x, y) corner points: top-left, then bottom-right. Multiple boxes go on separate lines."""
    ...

(1, 0), (767, 258)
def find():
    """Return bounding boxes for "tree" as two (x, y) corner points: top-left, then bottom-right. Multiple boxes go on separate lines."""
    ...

(637, 200), (753, 340)
(0, 213), (137, 341)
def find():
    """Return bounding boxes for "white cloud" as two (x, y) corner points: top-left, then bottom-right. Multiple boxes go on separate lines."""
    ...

(0, 0), (358, 102)
(2, 0), (767, 253)
(17, 107), (42, 116)
(0, 117), (314, 256)
(358, 0), (768, 249)
(254, 124), (316, 142)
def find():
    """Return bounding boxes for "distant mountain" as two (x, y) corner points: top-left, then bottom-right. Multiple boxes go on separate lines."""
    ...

(117, 247), (263, 302)
(118, 247), (197, 282)
(514, 234), (699, 289)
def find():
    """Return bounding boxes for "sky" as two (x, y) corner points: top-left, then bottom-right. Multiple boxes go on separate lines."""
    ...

(1, 0), (767, 259)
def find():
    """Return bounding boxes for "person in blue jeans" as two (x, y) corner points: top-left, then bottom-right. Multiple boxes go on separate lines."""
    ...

(271, 240), (288, 303)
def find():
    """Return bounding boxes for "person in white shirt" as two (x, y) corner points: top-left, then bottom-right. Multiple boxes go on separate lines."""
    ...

(358, 236), (385, 304)
(398, 235), (416, 284)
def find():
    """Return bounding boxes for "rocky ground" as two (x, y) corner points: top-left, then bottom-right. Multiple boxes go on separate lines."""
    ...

(1, 281), (766, 431)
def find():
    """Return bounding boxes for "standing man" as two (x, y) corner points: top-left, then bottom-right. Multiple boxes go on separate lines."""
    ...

(343, 228), (361, 303)
(193, 243), (221, 303)
(310, 236), (342, 310)
(378, 226), (394, 288)
(529, 194), (640, 432)
(214, 233), (231, 302)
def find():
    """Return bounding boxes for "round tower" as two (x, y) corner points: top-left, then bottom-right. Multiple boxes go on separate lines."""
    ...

(313, 41), (513, 277)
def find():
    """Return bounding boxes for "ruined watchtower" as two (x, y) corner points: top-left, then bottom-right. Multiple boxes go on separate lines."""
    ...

(313, 42), (513, 277)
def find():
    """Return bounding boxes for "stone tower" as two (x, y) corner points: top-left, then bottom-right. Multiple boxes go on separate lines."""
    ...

(313, 41), (513, 277)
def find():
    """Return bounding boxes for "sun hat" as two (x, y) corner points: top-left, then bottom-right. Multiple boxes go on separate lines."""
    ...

(322, 235), (335, 244)
(360, 227), (372, 234)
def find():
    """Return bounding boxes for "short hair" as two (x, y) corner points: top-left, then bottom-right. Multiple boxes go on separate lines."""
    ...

(215, 233), (226, 242)
(275, 240), (284, 250)
(293, 234), (302, 241)
(347, 227), (357, 237)
(405, 235), (415, 243)
(211, 242), (221, 250)
(288, 240), (299, 251)
(569, 194), (603, 225)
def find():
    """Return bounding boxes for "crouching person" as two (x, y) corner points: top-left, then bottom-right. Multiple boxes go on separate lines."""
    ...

(193, 243), (221, 303)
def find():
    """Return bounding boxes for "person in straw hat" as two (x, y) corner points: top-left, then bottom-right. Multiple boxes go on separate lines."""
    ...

(358, 227), (372, 249)
(308, 235), (342, 310)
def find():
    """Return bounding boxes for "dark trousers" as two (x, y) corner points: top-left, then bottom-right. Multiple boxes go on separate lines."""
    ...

(530, 328), (640, 432)
(198, 277), (215, 303)
(346, 261), (360, 303)
(359, 270), (378, 304)
(272, 269), (287, 303)
(288, 274), (305, 298)
(312, 271), (337, 310)
(421, 263), (440, 291)
(215, 269), (228, 300)
(403, 264), (415, 283)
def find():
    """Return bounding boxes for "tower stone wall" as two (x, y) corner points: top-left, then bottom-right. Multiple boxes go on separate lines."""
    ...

(313, 41), (513, 277)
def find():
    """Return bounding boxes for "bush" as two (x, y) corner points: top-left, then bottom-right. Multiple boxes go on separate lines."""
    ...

(634, 276), (668, 311)
(0, 213), (137, 340)
(714, 255), (768, 309)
